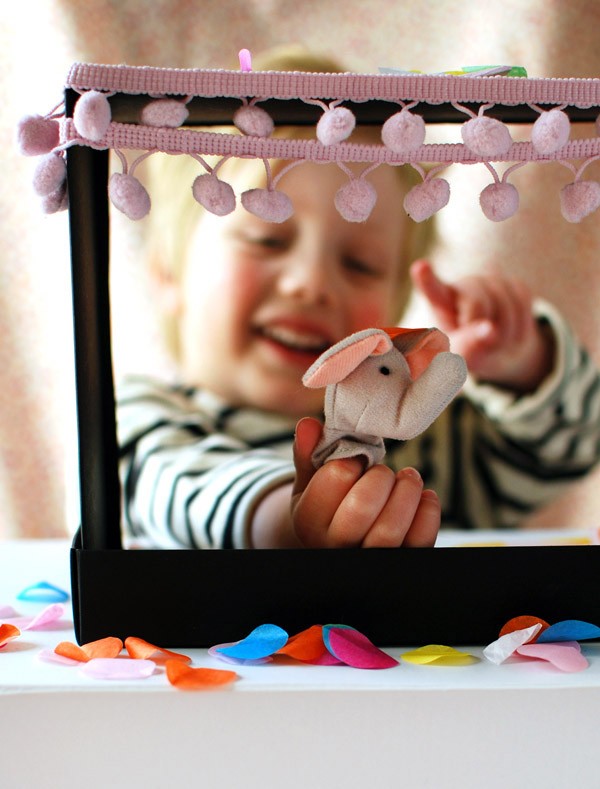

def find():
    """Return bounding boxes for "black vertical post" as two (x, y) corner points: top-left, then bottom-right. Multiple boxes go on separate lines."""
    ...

(66, 139), (122, 549)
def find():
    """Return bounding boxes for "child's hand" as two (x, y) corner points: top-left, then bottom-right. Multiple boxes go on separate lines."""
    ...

(291, 417), (440, 548)
(410, 260), (554, 392)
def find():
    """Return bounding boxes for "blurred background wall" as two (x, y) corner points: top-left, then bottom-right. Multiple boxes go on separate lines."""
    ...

(2, 0), (599, 538)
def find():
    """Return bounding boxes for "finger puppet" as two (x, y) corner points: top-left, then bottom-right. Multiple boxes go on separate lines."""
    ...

(302, 327), (467, 468)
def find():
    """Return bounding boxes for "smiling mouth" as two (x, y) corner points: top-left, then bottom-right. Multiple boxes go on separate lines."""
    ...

(259, 325), (331, 354)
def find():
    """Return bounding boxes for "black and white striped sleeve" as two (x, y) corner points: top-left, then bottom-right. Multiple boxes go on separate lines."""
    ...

(116, 377), (296, 549)
(440, 302), (600, 528)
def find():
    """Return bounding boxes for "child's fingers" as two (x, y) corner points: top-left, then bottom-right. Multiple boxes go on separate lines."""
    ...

(292, 417), (323, 497)
(410, 259), (458, 323)
(292, 456), (366, 547)
(446, 320), (499, 370)
(327, 464), (397, 547)
(400, 489), (441, 547)
(360, 467), (425, 548)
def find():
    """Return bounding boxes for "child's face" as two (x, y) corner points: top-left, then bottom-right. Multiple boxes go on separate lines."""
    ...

(177, 160), (409, 416)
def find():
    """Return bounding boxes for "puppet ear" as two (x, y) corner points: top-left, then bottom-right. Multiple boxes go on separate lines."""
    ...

(387, 327), (450, 380)
(302, 329), (392, 388)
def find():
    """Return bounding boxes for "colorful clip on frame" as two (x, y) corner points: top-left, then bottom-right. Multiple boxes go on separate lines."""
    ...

(59, 63), (600, 647)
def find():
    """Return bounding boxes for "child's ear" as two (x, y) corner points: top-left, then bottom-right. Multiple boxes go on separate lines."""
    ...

(149, 258), (181, 316)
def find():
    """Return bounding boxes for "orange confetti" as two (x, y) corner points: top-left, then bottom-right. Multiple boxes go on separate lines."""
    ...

(165, 659), (237, 690)
(55, 636), (123, 663)
(276, 625), (327, 662)
(124, 636), (191, 665)
(0, 623), (20, 648)
(499, 616), (550, 642)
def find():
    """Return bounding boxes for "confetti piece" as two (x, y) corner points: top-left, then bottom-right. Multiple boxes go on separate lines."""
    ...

(499, 616), (550, 640)
(401, 645), (478, 666)
(38, 648), (80, 666)
(215, 624), (288, 660)
(483, 624), (543, 665)
(208, 643), (271, 665)
(17, 581), (69, 603)
(536, 619), (600, 643)
(124, 636), (191, 665)
(516, 641), (589, 672)
(0, 605), (18, 618)
(322, 625), (398, 669)
(54, 641), (89, 662)
(81, 658), (156, 680)
(4, 603), (66, 631)
(55, 636), (123, 663)
(0, 623), (20, 648)
(165, 659), (238, 690)
(276, 625), (330, 663)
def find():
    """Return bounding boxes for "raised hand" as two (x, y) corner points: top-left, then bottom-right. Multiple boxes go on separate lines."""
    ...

(410, 259), (554, 392)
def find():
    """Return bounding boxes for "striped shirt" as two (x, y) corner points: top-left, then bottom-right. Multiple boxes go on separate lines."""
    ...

(117, 302), (600, 548)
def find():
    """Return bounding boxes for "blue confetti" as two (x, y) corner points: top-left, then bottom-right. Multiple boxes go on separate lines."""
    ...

(17, 581), (69, 604)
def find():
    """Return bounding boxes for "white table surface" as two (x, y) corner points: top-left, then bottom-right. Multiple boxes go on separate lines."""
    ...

(1, 539), (599, 789)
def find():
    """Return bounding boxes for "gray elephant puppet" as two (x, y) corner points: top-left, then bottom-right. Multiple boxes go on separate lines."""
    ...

(302, 327), (468, 468)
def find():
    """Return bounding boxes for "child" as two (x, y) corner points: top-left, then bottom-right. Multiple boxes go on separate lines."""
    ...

(117, 47), (600, 550)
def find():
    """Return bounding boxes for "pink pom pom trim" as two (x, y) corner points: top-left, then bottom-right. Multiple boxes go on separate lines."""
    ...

(192, 173), (236, 215)
(531, 109), (570, 155)
(141, 99), (189, 128)
(109, 173), (151, 220)
(16, 115), (60, 156)
(560, 180), (600, 223)
(381, 109), (426, 154)
(41, 182), (68, 214)
(316, 106), (356, 146)
(241, 188), (293, 223)
(461, 116), (512, 158)
(403, 178), (450, 222)
(233, 105), (274, 138)
(73, 91), (112, 142)
(479, 181), (519, 222)
(32, 153), (67, 197)
(334, 179), (377, 222)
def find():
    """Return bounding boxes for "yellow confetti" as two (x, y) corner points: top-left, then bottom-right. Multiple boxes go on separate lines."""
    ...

(401, 645), (478, 666)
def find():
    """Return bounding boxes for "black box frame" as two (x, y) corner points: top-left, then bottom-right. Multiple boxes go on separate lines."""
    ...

(66, 85), (600, 647)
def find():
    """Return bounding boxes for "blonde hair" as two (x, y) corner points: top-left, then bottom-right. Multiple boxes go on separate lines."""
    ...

(141, 45), (434, 361)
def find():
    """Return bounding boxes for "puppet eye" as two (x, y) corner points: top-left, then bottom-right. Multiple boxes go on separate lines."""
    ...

(379, 366), (391, 375)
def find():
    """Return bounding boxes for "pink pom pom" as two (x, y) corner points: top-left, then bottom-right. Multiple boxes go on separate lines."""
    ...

(316, 107), (356, 146)
(461, 116), (512, 158)
(403, 178), (450, 222)
(479, 182), (519, 221)
(16, 115), (60, 156)
(531, 109), (570, 155)
(141, 99), (189, 128)
(560, 180), (600, 223)
(192, 174), (236, 215)
(73, 91), (112, 142)
(233, 105), (274, 137)
(41, 182), (68, 214)
(334, 179), (377, 222)
(381, 110), (426, 154)
(109, 173), (151, 220)
(241, 188), (293, 223)
(32, 153), (66, 197)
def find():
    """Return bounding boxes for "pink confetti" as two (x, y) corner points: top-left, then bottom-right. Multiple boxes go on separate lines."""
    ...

(37, 648), (80, 666)
(0, 605), (18, 618)
(323, 625), (399, 669)
(2, 603), (65, 630)
(515, 641), (589, 672)
(80, 658), (156, 680)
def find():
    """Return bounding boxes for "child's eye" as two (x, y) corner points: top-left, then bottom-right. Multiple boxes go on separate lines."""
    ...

(342, 255), (381, 278)
(236, 231), (288, 250)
